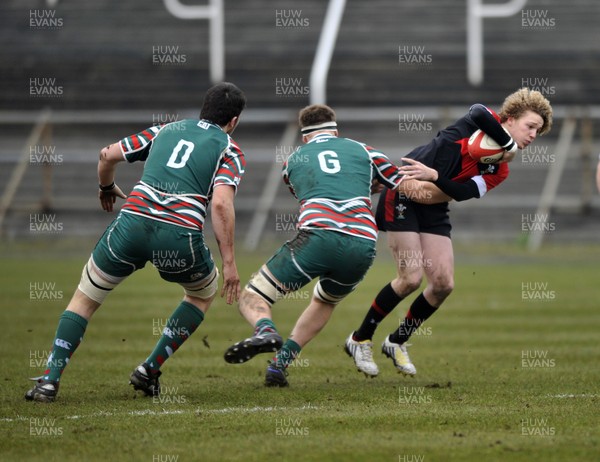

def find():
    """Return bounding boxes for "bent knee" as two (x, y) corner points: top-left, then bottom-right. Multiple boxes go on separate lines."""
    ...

(392, 274), (423, 296)
(430, 277), (454, 299)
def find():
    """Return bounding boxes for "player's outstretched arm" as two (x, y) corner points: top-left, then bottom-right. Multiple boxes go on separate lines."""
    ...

(211, 184), (241, 305)
(393, 158), (450, 204)
(396, 180), (452, 204)
(98, 143), (127, 212)
(398, 157), (484, 203)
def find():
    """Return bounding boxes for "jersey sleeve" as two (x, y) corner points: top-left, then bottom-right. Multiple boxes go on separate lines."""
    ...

(437, 162), (509, 201)
(281, 159), (298, 198)
(366, 145), (403, 189)
(213, 139), (246, 192)
(471, 162), (509, 197)
(433, 176), (480, 202)
(469, 104), (517, 152)
(119, 125), (163, 162)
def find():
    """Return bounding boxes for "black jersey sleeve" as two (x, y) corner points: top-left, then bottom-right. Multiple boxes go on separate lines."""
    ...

(433, 176), (480, 202)
(469, 104), (517, 152)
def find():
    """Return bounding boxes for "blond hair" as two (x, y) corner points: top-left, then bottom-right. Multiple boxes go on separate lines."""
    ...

(499, 88), (553, 135)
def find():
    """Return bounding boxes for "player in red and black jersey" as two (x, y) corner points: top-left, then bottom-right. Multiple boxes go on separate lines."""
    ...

(344, 88), (553, 377)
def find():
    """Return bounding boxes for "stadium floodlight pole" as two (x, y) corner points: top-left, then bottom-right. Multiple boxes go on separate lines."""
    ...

(309, 0), (347, 105)
(163, 0), (224, 83)
(467, 0), (527, 86)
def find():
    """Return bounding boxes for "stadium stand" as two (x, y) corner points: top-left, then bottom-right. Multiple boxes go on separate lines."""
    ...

(1, 0), (599, 244)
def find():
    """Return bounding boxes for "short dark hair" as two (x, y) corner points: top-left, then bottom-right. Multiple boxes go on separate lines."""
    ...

(200, 82), (246, 126)
(298, 104), (336, 129)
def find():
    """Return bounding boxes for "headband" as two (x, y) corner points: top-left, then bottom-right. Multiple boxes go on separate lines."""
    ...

(300, 121), (338, 134)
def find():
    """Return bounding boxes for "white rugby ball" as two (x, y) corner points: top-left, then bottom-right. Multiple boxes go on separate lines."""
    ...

(467, 129), (505, 163)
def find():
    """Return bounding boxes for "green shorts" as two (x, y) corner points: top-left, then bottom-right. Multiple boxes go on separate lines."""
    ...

(91, 212), (215, 285)
(264, 229), (376, 302)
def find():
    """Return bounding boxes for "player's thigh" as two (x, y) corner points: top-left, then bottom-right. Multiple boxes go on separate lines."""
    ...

(261, 230), (375, 300)
(315, 231), (377, 303)
(420, 232), (454, 286)
(81, 213), (149, 303)
(387, 231), (425, 280)
(91, 212), (149, 277)
(247, 232), (315, 305)
(263, 230), (318, 293)
(151, 224), (217, 298)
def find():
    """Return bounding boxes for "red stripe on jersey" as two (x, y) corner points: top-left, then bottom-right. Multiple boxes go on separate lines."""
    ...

(158, 214), (192, 226)
(216, 168), (235, 180)
(302, 204), (374, 224)
(229, 140), (244, 155)
(381, 166), (399, 180)
(121, 204), (143, 214)
(371, 156), (388, 167)
(131, 135), (141, 150)
(455, 137), (470, 155)
(140, 129), (153, 140)
(123, 196), (203, 228)
(303, 210), (373, 227)
(305, 221), (374, 238)
(123, 197), (149, 209)
(383, 189), (396, 222)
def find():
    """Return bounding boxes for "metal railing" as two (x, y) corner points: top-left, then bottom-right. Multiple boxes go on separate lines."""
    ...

(0, 106), (596, 248)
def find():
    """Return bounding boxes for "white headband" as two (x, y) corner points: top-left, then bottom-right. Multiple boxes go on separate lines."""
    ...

(300, 121), (338, 134)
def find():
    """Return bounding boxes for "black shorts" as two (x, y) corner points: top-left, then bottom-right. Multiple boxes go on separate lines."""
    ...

(375, 188), (452, 238)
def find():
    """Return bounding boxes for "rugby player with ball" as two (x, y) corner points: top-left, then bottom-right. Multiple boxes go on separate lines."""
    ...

(345, 88), (553, 378)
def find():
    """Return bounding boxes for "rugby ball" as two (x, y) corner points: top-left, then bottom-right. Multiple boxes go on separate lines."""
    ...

(467, 129), (505, 163)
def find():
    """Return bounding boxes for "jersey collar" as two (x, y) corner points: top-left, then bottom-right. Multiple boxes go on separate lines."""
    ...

(307, 132), (336, 144)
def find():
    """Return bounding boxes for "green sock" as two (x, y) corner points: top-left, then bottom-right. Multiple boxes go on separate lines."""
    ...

(254, 317), (277, 336)
(44, 310), (88, 382)
(146, 301), (204, 374)
(275, 339), (302, 368)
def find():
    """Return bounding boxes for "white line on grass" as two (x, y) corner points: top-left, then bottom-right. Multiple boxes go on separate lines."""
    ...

(0, 403), (320, 423)
(547, 394), (598, 398)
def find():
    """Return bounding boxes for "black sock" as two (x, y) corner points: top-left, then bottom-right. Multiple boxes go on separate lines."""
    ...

(354, 283), (403, 341)
(389, 292), (438, 345)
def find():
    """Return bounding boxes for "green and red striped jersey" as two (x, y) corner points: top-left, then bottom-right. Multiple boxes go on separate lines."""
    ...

(283, 133), (401, 241)
(119, 119), (245, 231)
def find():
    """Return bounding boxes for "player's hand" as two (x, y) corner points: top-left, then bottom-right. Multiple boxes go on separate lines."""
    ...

(370, 179), (384, 194)
(220, 262), (241, 305)
(497, 150), (516, 164)
(399, 158), (439, 182)
(99, 184), (127, 212)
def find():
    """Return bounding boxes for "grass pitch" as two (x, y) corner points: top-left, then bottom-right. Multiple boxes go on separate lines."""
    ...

(1, 240), (599, 461)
